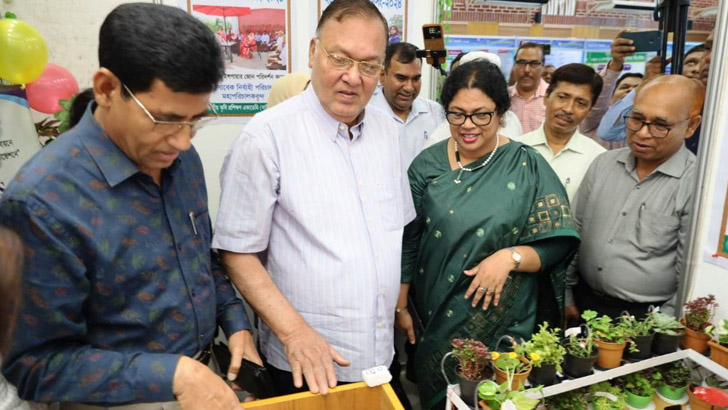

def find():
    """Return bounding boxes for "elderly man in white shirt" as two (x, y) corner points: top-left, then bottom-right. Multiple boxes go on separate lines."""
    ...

(517, 63), (606, 201)
(369, 42), (444, 166)
(212, 0), (415, 397)
(425, 51), (522, 149)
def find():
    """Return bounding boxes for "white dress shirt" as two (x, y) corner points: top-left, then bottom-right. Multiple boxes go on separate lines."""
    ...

(517, 124), (606, 201)
(368, 89), (445, 166)
(212, 87), (415, 381)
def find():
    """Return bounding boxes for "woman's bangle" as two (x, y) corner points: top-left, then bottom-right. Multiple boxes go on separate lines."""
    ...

(395, 306), (408, 314)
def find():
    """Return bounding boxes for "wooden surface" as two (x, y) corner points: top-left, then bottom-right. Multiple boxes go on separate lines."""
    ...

(241, 382), (404, 410)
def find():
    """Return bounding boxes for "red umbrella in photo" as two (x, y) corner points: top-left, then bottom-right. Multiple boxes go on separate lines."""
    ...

(192, 5), (251, 32)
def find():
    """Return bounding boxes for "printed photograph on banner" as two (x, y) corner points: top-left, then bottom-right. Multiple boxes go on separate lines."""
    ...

(319, 0), (407, 44)
(182, 0), (291, 115)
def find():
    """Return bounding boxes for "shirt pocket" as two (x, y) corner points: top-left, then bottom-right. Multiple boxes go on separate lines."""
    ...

(635, 209), (679, 253)
(191, 210), (213, 273)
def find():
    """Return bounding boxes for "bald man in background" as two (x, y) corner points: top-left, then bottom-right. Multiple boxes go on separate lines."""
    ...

(566, 75), (704, 321)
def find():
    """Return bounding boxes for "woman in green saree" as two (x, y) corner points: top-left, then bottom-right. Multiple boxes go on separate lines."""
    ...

(396, 60), (580, 410)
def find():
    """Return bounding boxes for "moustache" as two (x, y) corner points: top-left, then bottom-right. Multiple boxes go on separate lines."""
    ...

(555, 113), (574, 123)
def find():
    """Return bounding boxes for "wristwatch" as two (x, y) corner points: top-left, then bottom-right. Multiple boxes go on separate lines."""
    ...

(507, 247), (521, 271)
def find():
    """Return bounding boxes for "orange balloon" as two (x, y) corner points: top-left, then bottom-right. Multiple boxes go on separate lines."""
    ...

(0, 19), (49, 85)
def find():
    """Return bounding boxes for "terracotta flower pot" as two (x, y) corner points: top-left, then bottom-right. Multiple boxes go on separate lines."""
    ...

(494, 356), (532, 391)
(687, 383), (725, 410)
(594, 339), (626, 369)
(709, 340), (728, 368)
(681, 319), (711, 354)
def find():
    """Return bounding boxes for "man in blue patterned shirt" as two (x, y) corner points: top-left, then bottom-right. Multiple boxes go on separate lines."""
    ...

(0, 4), (259, 410)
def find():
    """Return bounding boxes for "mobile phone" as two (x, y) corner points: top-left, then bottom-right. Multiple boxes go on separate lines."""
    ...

(422, 24), (446, 66)
(620, 30), (663, 53)
(542, 44), (551, 56)
(212, 343), (275, 399)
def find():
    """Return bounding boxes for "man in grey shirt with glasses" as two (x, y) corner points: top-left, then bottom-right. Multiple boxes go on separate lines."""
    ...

(565, 75), (705, 323)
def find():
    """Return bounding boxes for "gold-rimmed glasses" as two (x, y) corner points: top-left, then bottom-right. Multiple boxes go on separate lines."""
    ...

(317, 40), (384, 77)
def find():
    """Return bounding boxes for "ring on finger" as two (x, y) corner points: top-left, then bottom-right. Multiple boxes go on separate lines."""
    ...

(477, 286), (487, 293)
(486, 290), (495, 295)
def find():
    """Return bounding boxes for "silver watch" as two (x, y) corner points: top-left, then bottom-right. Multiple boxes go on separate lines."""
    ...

(507, 247), (521, 270)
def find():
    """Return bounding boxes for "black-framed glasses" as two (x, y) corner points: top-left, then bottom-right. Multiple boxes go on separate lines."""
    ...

(122, 83), (218, 135)
(445, 111), (495, 126)
(316, 39), (384, 78)
(514, 60), (543, 68)
(623, 115), (689, 139)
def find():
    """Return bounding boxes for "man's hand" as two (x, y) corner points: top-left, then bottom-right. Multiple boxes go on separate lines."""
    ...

(608, 31), (636, 71)
(565, 305), (580, 329)
(281, 324), (350, 395)
(226, 329), (263, 392)
(645, 55), (671, 79)
(395, 309), (416, 345)
(173, 356), (240, 410)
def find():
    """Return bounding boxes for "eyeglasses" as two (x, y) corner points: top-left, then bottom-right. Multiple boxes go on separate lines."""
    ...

(122, 83), (218, 135)
(623, 115), (689, 139)
(317, 40), (384, 78)
(514, 60), (543, 68)
(445, 111), (495, 126)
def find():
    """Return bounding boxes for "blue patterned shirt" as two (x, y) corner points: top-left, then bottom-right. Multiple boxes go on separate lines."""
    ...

(0, 104), (250, 405)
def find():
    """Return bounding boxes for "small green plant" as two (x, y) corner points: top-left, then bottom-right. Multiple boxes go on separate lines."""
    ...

(621, 369), (662, 397)
(584, 310), (628, 344)
(564, 311), (597, 358)
(651, 311), (685, 335)
(515, 322), (566, 371)
(492, 351), (530, 374)
(683, 294), (719, 332)
(545, 389), (588, 410)
(478, 380), (542, 410)
(451, 338), (491, 380)
(620, 313), (655, 338)
(659, 361), (691, 388)
(707, 319), (728, 345)
(589, 381), (627, 410)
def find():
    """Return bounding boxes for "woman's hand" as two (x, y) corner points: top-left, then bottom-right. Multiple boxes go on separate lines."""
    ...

(463, 249), (514, 310)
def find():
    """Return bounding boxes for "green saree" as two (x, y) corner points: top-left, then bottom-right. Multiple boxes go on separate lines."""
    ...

(401, 140), (580, 410)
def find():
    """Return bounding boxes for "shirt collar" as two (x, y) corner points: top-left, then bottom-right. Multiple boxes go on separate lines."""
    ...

(618, 144), (691, 178)
(79, 102), (181, 187)
(303, 86), (367, 142)
(529, 124), (588, 154)
(372, 88), (428, 123)
(509, 79), (549, 100)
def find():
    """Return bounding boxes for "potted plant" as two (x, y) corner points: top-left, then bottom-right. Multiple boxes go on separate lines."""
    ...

(492, 351), (532, 392)
(682, 294), (719, 354)
(650, 311), (685, 355)
(584, 310), (631, 369)
(545, 389), (588, 410)
(478, 380), (542, 410)
(562, 312), (599, 378)
(621, 369), (662, 409)
(516, 322), (565, 387)
(621, 313), (655, 361)
(707, 319), (728, 367)
(450, 338), (493, 407)
(657, 361), (691, 400)
(588, 381), (627, 410)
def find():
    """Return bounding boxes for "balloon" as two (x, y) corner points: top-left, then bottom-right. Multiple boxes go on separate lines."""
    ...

(26, 64), (79, 114)
(0, 19), (48, 85)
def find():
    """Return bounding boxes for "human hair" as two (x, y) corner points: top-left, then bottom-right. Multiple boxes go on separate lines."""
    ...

(0, 227), (23, 357)
(515, 42), (544, 62)
(685, 43), (706, 59)
(384, 42), (420, 70)
(99, 3), (224, 96)
(316, 0), (388, 44)
(546, 63), (603, 107)
(440, 60), (510, 116)
(613, 72), (644, 95)
(69, 88), (96, 128)
(450, 52), (467, 72)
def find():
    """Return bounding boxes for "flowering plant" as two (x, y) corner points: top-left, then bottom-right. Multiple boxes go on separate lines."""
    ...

(683, 294), (719, 332)
(515, 322), (565, 371)
(620, 313), (655, 338)
(451, 338), (491, 380)
(492, 351), (530, 374)
(564, 311), (597, 358)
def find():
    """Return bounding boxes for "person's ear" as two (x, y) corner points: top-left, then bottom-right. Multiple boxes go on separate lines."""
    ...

(92, 68), (119, 108)
(684, 115), (702, 140)
(308, 38), (316, 69)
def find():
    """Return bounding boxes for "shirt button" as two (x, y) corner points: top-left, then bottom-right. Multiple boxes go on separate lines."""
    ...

(378, 288), (385, 296)
(339, 124), (346, 130)
(608, 239), (613, 244)
(376, 322), (384, 328)
(622, 211), (627, 216)
(597, 267), (603, 272)
(191, 290), (196, 297)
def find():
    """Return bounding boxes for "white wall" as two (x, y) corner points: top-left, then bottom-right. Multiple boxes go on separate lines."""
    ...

(1, 0), (436, 224)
